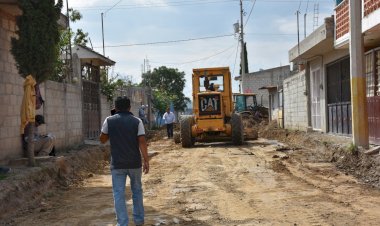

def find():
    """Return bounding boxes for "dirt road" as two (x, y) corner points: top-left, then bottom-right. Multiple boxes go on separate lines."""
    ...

(9, 138), (380, 226)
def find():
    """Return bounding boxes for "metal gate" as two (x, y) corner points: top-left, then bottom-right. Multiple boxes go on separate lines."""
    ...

(365, 48), (380, 145)
(326, 57), (351, 135)
(82, 64), (101, 140)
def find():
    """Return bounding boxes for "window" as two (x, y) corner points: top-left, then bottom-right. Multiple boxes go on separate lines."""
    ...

(365, 48), (380, 97)
(199, 75), (224, 92)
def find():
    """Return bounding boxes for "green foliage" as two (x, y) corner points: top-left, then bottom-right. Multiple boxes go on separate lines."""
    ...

(152, 90), (174, 116)
(50, 8), (88, 82)
(11, 0), (63, 84)
(69, 8), (82, 22)
(347, 142), (358, 155)
(142, 66), (190, 112)
(100, 71), (136, 103)
(73, 28), (89, 46)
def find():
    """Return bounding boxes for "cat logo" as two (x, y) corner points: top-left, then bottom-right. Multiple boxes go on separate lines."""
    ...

(199, 95), (221, 115)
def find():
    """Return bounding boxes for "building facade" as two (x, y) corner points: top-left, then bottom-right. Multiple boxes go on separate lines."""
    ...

(286, 0), (380, 144)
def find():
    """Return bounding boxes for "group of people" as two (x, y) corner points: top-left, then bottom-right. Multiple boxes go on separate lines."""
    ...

(10, 95), (175, 225)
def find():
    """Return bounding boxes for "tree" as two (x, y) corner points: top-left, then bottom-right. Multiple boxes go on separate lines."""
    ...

(11, 0), (63, 166)
(239, 42), (249, 75)
(51, 8), (89, 82)
(141, 66), (190, 112)
(11, 0), (63, 83)
(67, 8), (89, 46)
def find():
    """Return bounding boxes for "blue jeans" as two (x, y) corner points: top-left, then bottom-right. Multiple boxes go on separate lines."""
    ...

(111, 168), (144, 226)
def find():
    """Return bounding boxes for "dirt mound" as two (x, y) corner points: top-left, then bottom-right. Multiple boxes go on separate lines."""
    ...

(258, 121), (380, 188)
(0, 145), (110, 222)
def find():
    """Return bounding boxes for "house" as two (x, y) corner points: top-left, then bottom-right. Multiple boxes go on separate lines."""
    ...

(235, 65), (290, 121)
(286, 0), (380, 144)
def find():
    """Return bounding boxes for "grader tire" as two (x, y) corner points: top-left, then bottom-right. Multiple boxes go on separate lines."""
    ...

(174, 132), (181, 144)
(231, 113), (244, 145)
(180, 116), (194, 148)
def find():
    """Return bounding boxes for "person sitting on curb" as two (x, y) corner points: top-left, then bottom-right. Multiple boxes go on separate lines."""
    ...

(22, 115), (56, 157)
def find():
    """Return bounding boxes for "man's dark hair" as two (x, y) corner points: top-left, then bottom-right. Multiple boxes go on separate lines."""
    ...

(115, 96), (131, 111)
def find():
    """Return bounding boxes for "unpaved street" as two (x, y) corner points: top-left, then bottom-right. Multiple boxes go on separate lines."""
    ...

(10, 139), (380, 226)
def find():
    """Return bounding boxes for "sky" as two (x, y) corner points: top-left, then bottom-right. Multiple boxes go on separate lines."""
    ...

(66, 0), (336, 98)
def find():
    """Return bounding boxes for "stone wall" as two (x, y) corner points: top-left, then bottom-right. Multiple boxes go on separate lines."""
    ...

(283, 71), (308, 131)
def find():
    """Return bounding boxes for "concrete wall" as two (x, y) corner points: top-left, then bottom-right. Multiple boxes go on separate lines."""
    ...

(242, 66), (290, 108)
(100, 94), (111, 127)
(114, 87), (150, 119)
(283, 71), (308, 131)
(0, 9), (25, 161)
(0, 9), (111, 163)
(40, 81), (83, 149)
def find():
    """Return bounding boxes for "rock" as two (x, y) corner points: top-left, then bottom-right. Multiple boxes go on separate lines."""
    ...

(173, 218), (180, 224)
(364, 146), (380, 155)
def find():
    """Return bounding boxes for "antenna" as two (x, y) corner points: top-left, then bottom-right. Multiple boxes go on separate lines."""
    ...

(88, 37), (94, 50)
(304, 0), (310, 38)
(313, 2), (319, 31)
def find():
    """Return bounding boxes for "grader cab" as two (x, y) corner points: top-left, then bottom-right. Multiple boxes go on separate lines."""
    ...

(180, 67), (244, 147)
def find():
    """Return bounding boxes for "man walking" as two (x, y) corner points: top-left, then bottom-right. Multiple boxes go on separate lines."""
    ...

(162, 107), (175, 139)
(100, 96), (149, 226)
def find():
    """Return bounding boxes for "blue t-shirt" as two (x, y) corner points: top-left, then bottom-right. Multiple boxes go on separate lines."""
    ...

(101, 112), (145, 169)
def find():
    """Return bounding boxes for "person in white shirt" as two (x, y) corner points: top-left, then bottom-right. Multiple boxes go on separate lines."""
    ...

(162, 107), (175, 138)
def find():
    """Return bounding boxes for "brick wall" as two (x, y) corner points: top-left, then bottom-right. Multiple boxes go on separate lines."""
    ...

(335, 0), (349, 39)
(364, 0), (380, 17)
(242, 66), (290, 108)
(283, 71), (308, 131)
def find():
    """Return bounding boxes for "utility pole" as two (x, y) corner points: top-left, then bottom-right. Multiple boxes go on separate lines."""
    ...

(101, 12), (105, 56)
(296, 10), (300, 55)
(349, 0), (369, 148)
(66, 0), (73, 82)
(239, 0), (246, 82)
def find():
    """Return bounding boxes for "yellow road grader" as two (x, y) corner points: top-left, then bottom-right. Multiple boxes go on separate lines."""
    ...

(180, 67), (244, 147)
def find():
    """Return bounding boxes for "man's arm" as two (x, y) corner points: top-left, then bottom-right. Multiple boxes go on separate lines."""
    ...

(138, 136), (149, 174)
(100, 133), (109, 144)
(100, 118), (109, 143)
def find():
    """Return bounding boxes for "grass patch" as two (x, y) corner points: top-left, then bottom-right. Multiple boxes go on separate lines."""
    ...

(347, 142), (358, 155)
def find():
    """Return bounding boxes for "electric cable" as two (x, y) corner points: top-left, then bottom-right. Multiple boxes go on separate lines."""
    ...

(149, 44), (236, 65)
(93, 34), (235, 48)
(244, 0), (257, 27)
(232, 40), (240, 77)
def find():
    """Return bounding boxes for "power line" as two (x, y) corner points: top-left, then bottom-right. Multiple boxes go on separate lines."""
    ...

(150, 45), (236, 65)
(298, 0), (302, 11)
(73, 0), (332, 11)
(94, 34), (235, 48)
(104, 0), (123, 15)
(244, 0), (257, 27)
(75, 0), (235, 11)
(94, 32), (297, 49)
